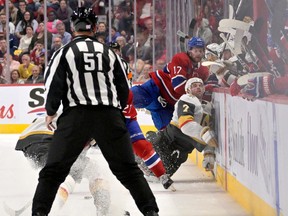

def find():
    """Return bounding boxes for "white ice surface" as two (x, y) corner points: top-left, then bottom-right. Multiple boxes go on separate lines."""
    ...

(0, 134), (249, 216)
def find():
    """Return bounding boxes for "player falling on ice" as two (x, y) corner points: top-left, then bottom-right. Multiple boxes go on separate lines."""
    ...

(15, 115), (129, 216)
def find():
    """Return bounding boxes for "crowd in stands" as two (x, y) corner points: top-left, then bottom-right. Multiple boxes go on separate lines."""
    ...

(0, 0), (287, 101)
(0, 0), (167, 85)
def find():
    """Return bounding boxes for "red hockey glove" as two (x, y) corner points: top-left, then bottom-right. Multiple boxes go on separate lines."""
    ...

(229, 79), (242, 96)
(241, 75), (275, 99)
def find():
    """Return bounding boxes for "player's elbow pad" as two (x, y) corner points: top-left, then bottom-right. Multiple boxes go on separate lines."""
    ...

(180, 122), (203, 141)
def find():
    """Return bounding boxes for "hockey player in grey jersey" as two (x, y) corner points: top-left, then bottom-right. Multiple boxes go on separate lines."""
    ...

(146, 77), (218, 176)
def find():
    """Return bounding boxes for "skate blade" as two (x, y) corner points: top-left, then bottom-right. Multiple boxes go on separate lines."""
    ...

(168, 184), (176, 192)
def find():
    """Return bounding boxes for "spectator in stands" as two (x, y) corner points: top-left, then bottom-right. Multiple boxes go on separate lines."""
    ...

(25, 65), (44, 84)
(92, 0), (106, 15)
(26, 0), (36, 12)
(96, 21), (108, 38)
(29, 22), (52, 52)
(136, 63), (151, 83)
(2, 53), (20, 83)
(197, 3), (217, 35)
(48, 35), (62, 60)
(15, 10), (38, 40)
(38, 51), (45, 74)
(46, 10), (62, 34)
(0, 12), (15, 34)
(142, 17), (153, 47)
(105, 26), (121, 44)
(127, 31), (152, 63)
(0, 35), (17, 62)
(6, 0), (19, 26)
(18, 54), (34, 79)
(30, 40), (45, 65)
(34, 0), (45, 23)
(153, 29), (166, 61)
(0, 62), (7, 84)
(95, 32), (106, 44)
(53, 22), (72, 45)
(196, 18), (213, 45)
(155, 58), (166, 70)
(116, 35), (130, 61)
(129, 56), (145, 82)
(117, 6), (134, 38)
(56, 0), (73, 33)
(10, 69), (25, 84)
(211, 0), (224, 23)
(118, 0), (133, 12)
(18, 25), (34, 54)
(48, 0), (60, 11)
(15, 0), (27, 25)
(0, 37), (7, 63)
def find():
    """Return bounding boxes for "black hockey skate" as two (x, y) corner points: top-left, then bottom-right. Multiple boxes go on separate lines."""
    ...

(32, 212), (47, 216)
(159, 174), (176, 191)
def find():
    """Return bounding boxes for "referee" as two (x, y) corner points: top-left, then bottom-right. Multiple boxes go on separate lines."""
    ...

(31, 7), (159, 216)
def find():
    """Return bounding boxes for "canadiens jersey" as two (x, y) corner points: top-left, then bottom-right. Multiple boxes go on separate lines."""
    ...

(163, 52), (210, 95)
(122, 90), (138, 120)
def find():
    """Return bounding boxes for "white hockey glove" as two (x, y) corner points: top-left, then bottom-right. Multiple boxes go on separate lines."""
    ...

(202, 153), (216, 171)
(200, 126), (218, 147)
(202, 146), (215, 171)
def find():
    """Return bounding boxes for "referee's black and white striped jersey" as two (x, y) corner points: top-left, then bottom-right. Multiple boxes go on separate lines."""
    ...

(44, 35), (130, 116)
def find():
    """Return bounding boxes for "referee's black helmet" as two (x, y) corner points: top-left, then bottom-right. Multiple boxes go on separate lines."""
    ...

(71, 7), (98, 32)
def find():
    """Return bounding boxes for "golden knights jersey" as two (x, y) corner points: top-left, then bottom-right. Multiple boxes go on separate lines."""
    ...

(15, 115), (55, 151)
(171, 94), (212, 145)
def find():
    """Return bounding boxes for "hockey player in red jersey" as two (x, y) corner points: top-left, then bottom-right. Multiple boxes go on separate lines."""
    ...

(131, 37), (209, 130)
(109, 42), (175, 190)
(163, 36), (210, 95)
(124, 90), (175, 190)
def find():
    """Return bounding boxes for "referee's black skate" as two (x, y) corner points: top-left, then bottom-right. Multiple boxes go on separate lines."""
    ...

(145, 210), (159, 216)
(32, 212), (47, 216)
(124, 210), (131, 215)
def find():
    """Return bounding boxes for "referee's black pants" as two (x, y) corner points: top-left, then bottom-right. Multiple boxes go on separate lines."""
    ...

(32, 105), (158, 215)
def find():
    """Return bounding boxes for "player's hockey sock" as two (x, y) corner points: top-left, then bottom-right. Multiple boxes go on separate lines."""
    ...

(89, 178), (110, 215)
(132, 139), (166, 177)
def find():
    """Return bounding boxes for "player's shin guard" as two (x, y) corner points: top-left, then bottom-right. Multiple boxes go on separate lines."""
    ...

(50, 175), (76, 214)
(132, 139), (166, 178)
(89, 178), (110, 216)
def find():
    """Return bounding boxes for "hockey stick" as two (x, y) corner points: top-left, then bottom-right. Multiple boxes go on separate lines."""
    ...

(219, 33), (250, 74)
(188, 18), (197, 38)
(237, 72), (271, 86)
(177, 18), (197, 52)
(219, 0), (246, 59)
(177, 30), (189, 52)
(3, 200), (32, 216)
(219, 19), (280, 76)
